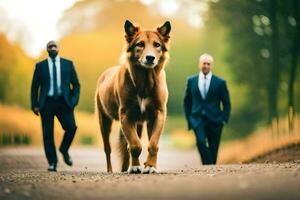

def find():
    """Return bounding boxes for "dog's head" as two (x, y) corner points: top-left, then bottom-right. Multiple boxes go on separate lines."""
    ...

(124, 20), (171, 69)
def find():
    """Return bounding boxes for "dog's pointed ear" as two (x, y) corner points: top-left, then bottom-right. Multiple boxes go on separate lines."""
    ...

(157, 21), (171, 39)
(124, 20), (139, 43)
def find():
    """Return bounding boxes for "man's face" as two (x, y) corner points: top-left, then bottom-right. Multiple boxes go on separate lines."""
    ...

(198, 58), (213, 75)
(47, 42), (59, 58)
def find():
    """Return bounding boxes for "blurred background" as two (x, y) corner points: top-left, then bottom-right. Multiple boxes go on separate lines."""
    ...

(0, 0), (299, 163)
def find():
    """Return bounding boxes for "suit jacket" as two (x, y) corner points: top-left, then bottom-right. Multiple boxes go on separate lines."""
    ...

(31, 57), (80, 110)
(183, 74), (231, 130)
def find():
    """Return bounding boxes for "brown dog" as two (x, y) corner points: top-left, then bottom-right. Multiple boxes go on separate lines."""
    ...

(95, 20), (171, 173)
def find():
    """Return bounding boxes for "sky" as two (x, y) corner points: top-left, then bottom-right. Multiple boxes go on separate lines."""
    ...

(0, 0), (207, 58)
(0, 0), (77, 57)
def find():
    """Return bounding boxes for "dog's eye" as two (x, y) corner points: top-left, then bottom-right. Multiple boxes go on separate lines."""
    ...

(136, 42), (145, 48)
(154, 42), (161, 48)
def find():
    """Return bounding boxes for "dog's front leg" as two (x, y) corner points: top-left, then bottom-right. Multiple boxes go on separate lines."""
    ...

(120, 110), (142, 173)
(144, 109), (166, 173)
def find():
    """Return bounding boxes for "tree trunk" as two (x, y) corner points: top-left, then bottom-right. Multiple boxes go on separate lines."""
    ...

(267, 0), (280, 123)
(287, 0), (300, 132)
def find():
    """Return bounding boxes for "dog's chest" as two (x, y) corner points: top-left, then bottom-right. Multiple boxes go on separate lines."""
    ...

(128, 95), (155, 122)
(137, 96), (150, 113)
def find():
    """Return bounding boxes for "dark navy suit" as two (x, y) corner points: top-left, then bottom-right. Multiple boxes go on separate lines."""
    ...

(184, 74), (231, 164)
(31, 58), (80, 111)
(31, 57), (80, 164)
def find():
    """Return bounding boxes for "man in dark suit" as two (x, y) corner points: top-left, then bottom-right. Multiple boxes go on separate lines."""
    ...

(184, 53), (231, 165)
(31, 41), (80, 171)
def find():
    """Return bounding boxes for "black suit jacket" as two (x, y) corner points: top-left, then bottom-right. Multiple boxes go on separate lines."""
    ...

(183, 74), (231, 130)
(31, 57), (80, 110)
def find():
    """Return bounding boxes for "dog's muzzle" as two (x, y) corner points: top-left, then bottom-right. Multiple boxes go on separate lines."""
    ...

(141, 55), (157, 68)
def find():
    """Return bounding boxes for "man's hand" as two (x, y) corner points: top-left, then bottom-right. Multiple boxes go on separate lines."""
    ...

(33, 107), (40, 116)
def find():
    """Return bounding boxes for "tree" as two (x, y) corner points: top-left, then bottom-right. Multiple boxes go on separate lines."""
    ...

(287, 0), (300, 131)
(210, 0), (299, 136)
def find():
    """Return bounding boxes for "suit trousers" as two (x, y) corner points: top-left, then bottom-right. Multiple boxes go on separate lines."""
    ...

(193, 119), (223, 165)
(40, 96), (77, 164)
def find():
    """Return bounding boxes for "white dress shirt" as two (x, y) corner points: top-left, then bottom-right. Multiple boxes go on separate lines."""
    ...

(47, 56), (62, 96)
(198, 71), (212, 99)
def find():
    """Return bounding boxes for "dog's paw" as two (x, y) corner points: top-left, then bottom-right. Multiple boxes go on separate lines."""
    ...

(128, 165), (142, 174)
(142, 166), (159, 174)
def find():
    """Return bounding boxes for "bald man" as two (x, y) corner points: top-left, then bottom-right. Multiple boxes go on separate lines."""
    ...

(183, 53), (231, 165)
(31, 41), (80, 171)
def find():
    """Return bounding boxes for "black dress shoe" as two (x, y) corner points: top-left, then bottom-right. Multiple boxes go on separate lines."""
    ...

(48, 163), (57, 172)
(60, 150), (73, 166)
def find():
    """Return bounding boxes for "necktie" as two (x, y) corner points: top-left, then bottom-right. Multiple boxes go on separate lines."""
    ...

(203, 76), (207, 98)
(52, 58), (58, 98)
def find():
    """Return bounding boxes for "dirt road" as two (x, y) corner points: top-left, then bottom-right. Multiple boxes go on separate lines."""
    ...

(0, 147), (300, 200)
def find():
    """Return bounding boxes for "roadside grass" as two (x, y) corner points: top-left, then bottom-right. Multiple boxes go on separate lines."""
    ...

(1, 104), (299, 164)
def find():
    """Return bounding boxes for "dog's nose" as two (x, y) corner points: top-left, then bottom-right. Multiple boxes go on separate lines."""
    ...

(146, 55), (155, 63)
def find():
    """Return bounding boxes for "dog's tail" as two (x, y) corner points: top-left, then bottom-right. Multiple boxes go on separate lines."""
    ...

(95, 77), (104, 123)
(94, 78), (101, 119)
(118, 129), (129, 172)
